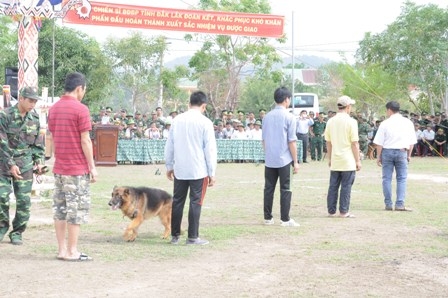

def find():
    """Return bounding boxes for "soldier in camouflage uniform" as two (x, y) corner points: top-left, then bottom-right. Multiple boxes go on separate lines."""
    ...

(0, 87), (45, 245)
(358, 117), (371, 159)
(310, 113), (326, 161)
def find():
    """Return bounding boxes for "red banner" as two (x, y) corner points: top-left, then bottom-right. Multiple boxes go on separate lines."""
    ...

(63, 2), (284, 38)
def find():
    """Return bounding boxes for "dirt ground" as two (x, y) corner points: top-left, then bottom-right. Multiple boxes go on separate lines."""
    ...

(1, 159), (447, 298)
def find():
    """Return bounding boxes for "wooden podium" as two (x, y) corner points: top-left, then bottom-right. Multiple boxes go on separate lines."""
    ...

(94, 125), (119, 166)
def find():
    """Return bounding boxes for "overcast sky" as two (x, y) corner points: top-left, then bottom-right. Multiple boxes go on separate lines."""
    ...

(63, 0), (448, 63)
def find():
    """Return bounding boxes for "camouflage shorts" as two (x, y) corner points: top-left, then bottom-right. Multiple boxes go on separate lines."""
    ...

(52, 174), (91, 225)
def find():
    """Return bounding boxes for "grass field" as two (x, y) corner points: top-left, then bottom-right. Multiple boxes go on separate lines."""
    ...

(1, 157), (447, 297)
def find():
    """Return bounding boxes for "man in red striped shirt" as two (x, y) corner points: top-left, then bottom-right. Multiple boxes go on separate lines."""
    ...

(48, 72), (98, 262)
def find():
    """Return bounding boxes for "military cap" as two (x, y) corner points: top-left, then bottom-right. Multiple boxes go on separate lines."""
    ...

(106, 107), (113, 112)
(135, 110), (141, 115)
(254, 120), (262, 126)
(228, 111), (233, 115)
(151, 110), (157, 115)
(259, 108), (266, 113)
(120, 108), (127, 113)
(421, 112), (428, 116)
(100, 106), (106, 111)
(127, 119), (135, 125)
(169, 111), (178, 116)
(20, 86), (42, 101)
(237, 110), (244, 115)
(435, 112), (441, 116)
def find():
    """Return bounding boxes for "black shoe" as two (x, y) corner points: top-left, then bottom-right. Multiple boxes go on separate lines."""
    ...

(170, 236), (180, 245)
(302, 160), (308, 163)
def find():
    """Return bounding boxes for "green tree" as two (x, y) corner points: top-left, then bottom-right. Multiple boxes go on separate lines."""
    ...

(38, 19), (112, 107)
(186, 0), (285, 116)
(103, 33), (167, 112)
(239, 72), (280, 112)
(356, 1), (448, 114)
(0, 16), (18, 88)
(161, 65), (191, 113)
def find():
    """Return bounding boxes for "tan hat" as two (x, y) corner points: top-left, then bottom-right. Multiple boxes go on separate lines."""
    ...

(337, 95), (355, 107)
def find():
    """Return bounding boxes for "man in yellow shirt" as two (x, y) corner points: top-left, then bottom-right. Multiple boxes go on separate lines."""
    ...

(324, 96), (362, 218)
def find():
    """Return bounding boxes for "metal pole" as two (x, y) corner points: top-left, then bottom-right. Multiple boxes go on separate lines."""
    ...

(291, 11), (295, 96)
(51, 19), (55, 102)
(157, 50), (163, 108)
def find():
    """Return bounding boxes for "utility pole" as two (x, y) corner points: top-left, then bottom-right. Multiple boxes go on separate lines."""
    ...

(157, 50), (164, 108)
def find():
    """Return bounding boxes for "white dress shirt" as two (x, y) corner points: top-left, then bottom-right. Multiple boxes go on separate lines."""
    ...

(373, 113), (417, 149)
(164, 109), (217, 179)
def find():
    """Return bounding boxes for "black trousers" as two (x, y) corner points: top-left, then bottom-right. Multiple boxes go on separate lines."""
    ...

(296, 133), (309, 162)
(263, 163), (293, 222)
(171, 177), (207, 239)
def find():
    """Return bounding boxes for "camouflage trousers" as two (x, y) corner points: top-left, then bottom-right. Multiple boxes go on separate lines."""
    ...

(0, 169), (33, 235)
(53, 174), (91, 225)
(359, 137), (369, 156)
(310, 136), (324, 161)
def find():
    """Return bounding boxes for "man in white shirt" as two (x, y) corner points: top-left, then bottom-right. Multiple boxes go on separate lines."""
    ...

(421, 124), (435, 156)
(251, 120), (263, 140)
(164, 91), (217, 245)
(373, 101), (417, 211)
(296, 110), (314, 163)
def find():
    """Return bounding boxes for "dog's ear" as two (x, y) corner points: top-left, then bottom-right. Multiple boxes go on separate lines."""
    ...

(124, 188), (130, 195)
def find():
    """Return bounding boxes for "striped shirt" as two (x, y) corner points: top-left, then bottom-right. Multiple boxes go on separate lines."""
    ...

(48, 95), (92, 175)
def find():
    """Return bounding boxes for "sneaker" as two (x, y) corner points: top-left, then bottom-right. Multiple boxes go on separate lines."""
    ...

(9, 233), (23, 245)
(186, 238), (209, 245)
(280, 219), (300, 227)
(0, 227), (8, 242)
(395, 206), (413, 212)
(170, 236), (179, 245)
(264, 218), (274, 225)
(385, 206), (393, 211)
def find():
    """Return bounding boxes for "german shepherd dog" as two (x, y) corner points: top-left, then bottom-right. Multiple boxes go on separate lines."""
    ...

(109, 186), (172, 242)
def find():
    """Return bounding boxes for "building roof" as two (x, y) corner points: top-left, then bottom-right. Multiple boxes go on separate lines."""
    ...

(281, 69), (319, 86)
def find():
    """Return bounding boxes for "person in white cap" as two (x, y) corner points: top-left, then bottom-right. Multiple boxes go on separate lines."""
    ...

(324, 95), (361, 218)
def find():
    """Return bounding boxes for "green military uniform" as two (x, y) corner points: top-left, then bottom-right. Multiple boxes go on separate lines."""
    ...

(310, 120), (326, 161)
(358, 120), (370, 157)
(0, 88), (45, 244)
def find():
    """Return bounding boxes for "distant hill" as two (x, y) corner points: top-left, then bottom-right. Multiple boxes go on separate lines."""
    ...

(165, 55), (333, 70)
(278, 55), (333, 69)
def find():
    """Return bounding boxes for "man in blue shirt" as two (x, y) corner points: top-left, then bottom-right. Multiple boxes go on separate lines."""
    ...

(262, 87), (300, 227)
(164, 91), (217, 245)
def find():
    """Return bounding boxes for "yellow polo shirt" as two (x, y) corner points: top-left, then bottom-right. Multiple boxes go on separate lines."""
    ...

(324, 113), (359, 171)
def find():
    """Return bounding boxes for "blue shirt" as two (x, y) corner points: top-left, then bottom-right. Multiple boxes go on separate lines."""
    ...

(262, 106), (297, 168)
(164, 109), (217, 179)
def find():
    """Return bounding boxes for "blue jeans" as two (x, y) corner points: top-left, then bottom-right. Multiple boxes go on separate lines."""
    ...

(326, 171), (355, 214)
(381, 149), (408, 208)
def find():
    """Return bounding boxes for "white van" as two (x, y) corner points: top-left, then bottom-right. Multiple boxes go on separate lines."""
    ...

(288, 93), (319, 116)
